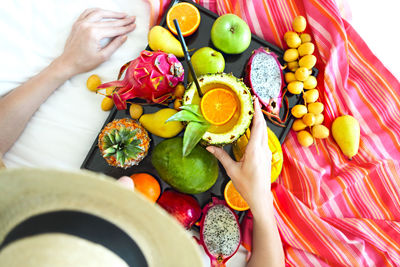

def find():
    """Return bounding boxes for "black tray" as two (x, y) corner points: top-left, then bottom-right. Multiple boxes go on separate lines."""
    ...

(82, 0), (316, 212)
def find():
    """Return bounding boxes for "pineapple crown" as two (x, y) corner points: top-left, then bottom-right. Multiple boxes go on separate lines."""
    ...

(101, 127), (143, 166)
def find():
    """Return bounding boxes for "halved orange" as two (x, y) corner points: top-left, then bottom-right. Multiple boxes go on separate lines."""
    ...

(166, 3), (201, 37)
(200, 88), (238, 126)
(224, 180), (250, 211)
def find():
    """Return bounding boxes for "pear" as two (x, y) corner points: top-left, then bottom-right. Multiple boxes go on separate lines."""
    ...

(139, 108), (184, 138)
(332, 115), (360, 160)
(148, 26), (184, 57)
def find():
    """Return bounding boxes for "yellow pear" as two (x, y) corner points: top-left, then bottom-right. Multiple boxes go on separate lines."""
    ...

(332, 115), (360, 160)
(139, 108), (184, 138)
(148, 26), (184, 57)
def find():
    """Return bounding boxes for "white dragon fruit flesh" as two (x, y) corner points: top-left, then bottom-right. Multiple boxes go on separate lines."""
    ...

(198, 197), (241, 267)
(245, 47), (284, 115)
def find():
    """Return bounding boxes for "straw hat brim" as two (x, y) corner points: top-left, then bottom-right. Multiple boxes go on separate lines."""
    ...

(0, 168), (203, 267)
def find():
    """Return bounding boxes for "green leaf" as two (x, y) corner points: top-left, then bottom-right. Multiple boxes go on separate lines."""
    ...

(103, 147), (116, 155)
(125, 143), (143, 158)
(166, 110), (205, 123)
(179, 104), (203, 117)
(108, 132), (116, 144)
(102, 134), (113, 148)
(183, 121), (210, 157)
(116, 150), (124, 165)
(125, 129), (138, 143)
(115, 131), (121, 143)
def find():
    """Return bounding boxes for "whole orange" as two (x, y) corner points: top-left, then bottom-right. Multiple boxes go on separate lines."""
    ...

(130, 173), (161, 203)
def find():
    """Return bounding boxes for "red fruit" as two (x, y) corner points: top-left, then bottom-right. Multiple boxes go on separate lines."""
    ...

(197, 197), (241, 267)
(98, 50), (184, 110)
(245, 47), (289, 127)
(157, 190), (201, 229)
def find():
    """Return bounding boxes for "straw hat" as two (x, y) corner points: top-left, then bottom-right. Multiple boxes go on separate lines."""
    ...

(0, 168), (203, 267)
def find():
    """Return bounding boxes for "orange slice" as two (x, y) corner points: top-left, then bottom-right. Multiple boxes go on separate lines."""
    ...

(224, 180), (250, 211)
(200, 88), (238, 126)
(166, 3), (201, 37)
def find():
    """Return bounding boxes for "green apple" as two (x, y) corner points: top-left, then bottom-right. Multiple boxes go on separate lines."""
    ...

(211, 14), (251, 54)
(189, 47), (225, 81)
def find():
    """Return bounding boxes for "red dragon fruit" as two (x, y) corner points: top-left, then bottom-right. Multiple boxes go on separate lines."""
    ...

(98, 50), (184, 110)
(245, 47), (289, 127)
(197, 197), (241, 267)
(157, 190), (202, 229)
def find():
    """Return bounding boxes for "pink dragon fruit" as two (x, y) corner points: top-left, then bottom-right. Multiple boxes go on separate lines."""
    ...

(197, 197), (241, 267)
(245, 47), (289, 127)
(98, 50), (184, 110)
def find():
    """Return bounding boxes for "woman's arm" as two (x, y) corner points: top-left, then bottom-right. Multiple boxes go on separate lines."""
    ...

(207, 98), (285, 267)
(0, 8), (136, 155)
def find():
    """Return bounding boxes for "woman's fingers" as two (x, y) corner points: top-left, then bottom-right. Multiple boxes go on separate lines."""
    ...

(207, 146), (237, 172)
(85, 9), (127, 22)
(99, 23), (136, 38)
(99, 16), (136, 28)
(247, 98), (268, 152)
(101, 35), (128, 59)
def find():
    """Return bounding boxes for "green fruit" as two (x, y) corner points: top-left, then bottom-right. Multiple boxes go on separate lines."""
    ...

(211, 14), (251, 54)
(189, 47), (225, 82)
(152, 137), (219, 194)
(183, 73), (253, 145)
(332, 115), (360, 160)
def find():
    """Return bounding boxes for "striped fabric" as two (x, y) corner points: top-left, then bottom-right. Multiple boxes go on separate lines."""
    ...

(147, 0), (400, 265)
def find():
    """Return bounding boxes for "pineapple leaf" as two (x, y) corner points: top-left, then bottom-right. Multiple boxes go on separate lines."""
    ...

(125, 129), (138, 144)
(107, 132), (116, 145)
(115, 131), (121, 143)
(129, 139), (142, 147)
(179, 104), (203, 117)
(125, 143), (143, 158)
(183, 121), (210, 157)
(103, 147), (116, 155)
(102, 134), (113, 148)
(116, 150), (125, 166)
(166, 110), (205, 123)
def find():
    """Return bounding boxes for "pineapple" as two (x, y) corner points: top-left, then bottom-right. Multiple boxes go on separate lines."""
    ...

(98, 118), (150, 168)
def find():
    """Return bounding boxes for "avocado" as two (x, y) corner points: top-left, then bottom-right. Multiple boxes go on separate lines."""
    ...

(152, 137), (219, 194)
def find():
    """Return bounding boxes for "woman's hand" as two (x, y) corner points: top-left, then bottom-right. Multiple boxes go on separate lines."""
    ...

(56, 8), (137, 79)
(206, 98), (273, 214)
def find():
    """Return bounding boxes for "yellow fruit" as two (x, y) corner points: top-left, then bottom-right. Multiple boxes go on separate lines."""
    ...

(302, 113), (315, 126)
(303, 89), (319, 103)
(311, 125), (329, 139)
(314, 113), (324, 125)
(174, 98), (182, 110)
(299, 54), (317, 69)
(285, 72), (296, 83)
(292, 119), (307, 131)
(297, 130), (313, 147)
(283, 49), (299, 62)
(332, 115), (360, 160)
(139, 108), (184, 138)
(298, 42), (315, 56)
(148, 26), (184, 57)
(101, 97), (114, 111)
(87, 74), (101, 92)
(105, 86), (115, 96)
(308, 102), (324, 114)
(287, 81), (304, 94)
(129, 104), (143, 119)
(173, 83), (185, 99)
(293, 16), (307, 32)
(300, 33), (312, 43)
(233, 128), (283, 182)
(287, 61), (300, 72)
(304, 75), (317, 89)
(295, 67), (310, 81)
(286, 33), (301, 48)
(284, 31), (297, 41)
(291, 104), (307, 118)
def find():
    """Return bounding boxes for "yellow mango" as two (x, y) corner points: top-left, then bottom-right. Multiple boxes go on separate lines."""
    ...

(148, 26), (184, 57)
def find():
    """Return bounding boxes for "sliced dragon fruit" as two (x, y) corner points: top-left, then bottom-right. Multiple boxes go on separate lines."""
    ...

(197, 197), (241, 267)
(245, 47), (289, 127)
(98, 50), (184, 110)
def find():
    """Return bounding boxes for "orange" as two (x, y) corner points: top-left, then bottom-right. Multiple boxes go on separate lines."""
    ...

(166, 3), (201, 37)
(224, 180), (249, 211)
(130, 173), (161, 203)
(200, 88), (238, 126)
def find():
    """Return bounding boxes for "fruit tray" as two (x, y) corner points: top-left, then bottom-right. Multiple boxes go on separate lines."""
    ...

(81, 0), (317, 210)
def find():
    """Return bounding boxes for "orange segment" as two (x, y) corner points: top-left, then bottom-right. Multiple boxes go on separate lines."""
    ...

(130, 173), (161, 203)
(224, 180), (250, 211)
(200, 88), (238, 126)
(166, 3), (201, 37)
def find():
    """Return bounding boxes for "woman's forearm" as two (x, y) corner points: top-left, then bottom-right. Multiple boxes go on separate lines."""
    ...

(0, 57), (71, 154)
(247, 198), (285, 267)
